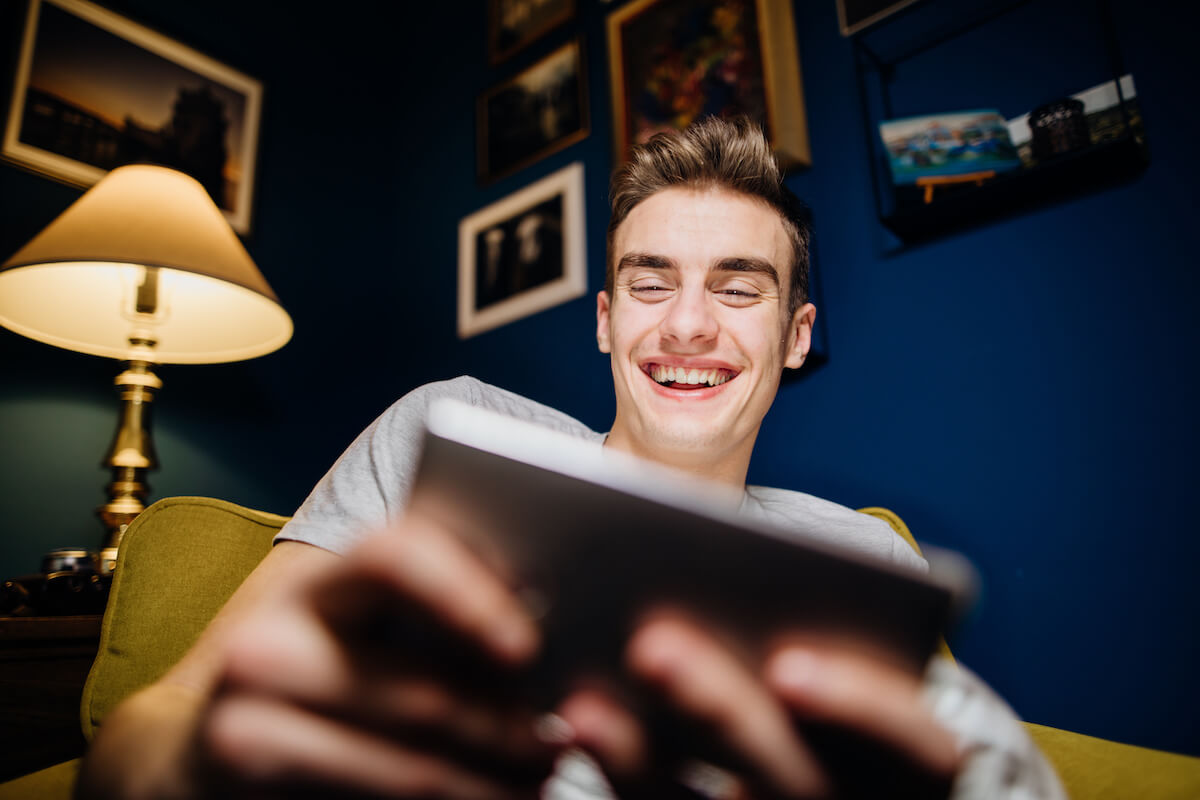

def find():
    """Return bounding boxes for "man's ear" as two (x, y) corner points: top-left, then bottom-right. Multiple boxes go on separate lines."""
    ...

(783, 302), (816, 369)
(596, 290), (612, 354)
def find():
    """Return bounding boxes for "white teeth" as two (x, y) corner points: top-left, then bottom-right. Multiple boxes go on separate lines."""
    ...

(649, 365), (732, 386)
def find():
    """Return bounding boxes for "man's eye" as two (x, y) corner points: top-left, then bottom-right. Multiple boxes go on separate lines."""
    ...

(630, 284), (671, 294)
(716, 287), (761, 304)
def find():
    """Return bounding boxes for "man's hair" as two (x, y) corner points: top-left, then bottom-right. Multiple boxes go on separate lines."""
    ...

(606, 115), (812, 316)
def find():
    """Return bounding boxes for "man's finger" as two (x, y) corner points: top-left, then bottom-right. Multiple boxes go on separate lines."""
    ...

(555, 690), (650, 779)
(200, 693), (540, 799)
(310, 512), (540, 665)
(627, 615), (830, 797)
(220, 608), (550, 763)
(765, 647), (961, 778)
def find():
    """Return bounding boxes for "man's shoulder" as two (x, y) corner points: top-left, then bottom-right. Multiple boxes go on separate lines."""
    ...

(741, 485), (926, 569)
(382, 376), (604, 442)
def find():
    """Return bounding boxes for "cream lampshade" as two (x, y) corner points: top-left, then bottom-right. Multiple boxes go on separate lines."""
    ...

(0, 164), (292, 568)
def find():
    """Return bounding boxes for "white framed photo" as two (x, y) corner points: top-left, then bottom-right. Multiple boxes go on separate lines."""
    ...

(3, 0), (262, 234)
(457, 162), (587, 339)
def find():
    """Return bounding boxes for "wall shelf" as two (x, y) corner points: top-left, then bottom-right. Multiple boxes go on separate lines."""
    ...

(880, 133), (1147, 241)
(851, 0), (1147, 244)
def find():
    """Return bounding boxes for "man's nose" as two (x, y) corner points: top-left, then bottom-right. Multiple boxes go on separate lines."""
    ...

(660, 286), (718, 346)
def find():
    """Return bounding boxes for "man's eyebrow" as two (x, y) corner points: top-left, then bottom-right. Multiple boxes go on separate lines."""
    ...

(714, 257), (780, 287)
(616, 252), (675, 271)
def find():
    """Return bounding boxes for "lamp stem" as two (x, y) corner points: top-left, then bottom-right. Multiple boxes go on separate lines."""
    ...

(97, 356), (161, 570)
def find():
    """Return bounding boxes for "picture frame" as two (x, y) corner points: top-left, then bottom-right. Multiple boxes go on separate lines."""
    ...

(478, 39), (588, 183)
(606, 0), (810, 170)
(458, 162), (587, 339)
(487, 0), (576, 65)
(3, 0), (263, 234)
(836, 0), (923, 37)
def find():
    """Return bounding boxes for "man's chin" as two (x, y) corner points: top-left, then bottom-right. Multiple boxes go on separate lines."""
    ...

(637, 417), (731, 455)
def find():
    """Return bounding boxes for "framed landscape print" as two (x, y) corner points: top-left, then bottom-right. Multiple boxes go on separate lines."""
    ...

(458, 162), (587, 338)
(3, 0), (262, 233)
(606, 0), (810, 170)
(487, 0), (575, 64)
(478, 39), (588, 183)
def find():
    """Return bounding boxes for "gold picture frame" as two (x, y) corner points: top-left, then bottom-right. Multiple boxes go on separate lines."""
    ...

(606, 0), (810, 170)
(477, 39), (589, 183)
(487, 0), (576, 64)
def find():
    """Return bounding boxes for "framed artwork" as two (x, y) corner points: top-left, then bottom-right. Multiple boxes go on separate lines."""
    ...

(458, 162), (587, 339)
(487, 0), (575, 64)
(837, 0), (923, 37)
(478, 39), (588, 183)
(2, 0), (262, 234)
(606, 0), (810, 170)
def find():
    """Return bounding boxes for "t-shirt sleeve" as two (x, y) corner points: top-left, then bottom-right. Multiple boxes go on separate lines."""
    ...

(925, 658), (1067, 799)
(274, 379), (448, 553)
(275, 376), (602, 554)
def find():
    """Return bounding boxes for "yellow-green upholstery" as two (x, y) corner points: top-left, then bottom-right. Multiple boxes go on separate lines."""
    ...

(81, 496), (287, 739)
(1, 497), (1197, 799)
(1025, 723), (1200, 799)
(0, 497), (285, 800)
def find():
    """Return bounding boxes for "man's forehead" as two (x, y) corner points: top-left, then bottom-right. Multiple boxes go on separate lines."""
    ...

(613, 186), (791, 277)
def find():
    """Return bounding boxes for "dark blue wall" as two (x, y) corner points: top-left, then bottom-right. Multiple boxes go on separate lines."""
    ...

(1, 0), (1195, 757)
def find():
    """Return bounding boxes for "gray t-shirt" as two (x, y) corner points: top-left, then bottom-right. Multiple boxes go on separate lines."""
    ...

(280, 375), (925, 573)
(279, 376), (1065, 800)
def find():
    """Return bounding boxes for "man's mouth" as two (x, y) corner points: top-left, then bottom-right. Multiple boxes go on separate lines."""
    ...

(645, 363), (737, 389)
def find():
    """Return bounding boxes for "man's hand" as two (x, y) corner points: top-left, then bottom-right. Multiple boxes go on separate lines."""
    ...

(80, 511), (561, 800)
(556, 613), (961, 799)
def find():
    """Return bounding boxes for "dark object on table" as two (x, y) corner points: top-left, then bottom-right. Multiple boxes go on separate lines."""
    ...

(41, 548), (97, 575)
(1030, 97), (1090, 160)
(2, 546), (110, 616)
(1, 572), (111, 616)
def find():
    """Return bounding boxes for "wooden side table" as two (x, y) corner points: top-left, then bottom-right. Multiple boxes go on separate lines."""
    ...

(0, 615), (101, 782)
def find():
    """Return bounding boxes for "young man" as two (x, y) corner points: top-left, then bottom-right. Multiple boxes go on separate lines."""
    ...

(79, 117), (1063, 799)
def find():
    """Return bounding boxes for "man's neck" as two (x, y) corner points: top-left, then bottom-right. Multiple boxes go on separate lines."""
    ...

(602, 425), (754, 492)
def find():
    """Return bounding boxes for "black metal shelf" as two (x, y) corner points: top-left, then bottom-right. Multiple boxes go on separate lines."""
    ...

(851, 0), (1146, 244)
(880, 134), (1148, 241)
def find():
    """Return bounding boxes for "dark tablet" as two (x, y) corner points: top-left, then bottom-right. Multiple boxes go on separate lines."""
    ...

(407, 399), (975, 711)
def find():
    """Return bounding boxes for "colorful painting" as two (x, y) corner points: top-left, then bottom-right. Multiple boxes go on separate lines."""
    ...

(607, 0), (809, 168)
(879, 110), (1022, 185)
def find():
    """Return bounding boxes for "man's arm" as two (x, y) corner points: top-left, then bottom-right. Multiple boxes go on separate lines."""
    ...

(77, 519), (559, 800)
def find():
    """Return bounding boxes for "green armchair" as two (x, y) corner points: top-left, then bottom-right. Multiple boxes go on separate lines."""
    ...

(1, 496), (1196, 798)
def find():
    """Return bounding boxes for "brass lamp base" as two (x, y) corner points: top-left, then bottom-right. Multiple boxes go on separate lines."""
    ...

(96, 356), (161, 568)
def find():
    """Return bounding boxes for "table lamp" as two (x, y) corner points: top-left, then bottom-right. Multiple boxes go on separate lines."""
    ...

(0, 164), (292, 570)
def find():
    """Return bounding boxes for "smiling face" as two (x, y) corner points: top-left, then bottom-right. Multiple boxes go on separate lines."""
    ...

(598, 186), (816, 485)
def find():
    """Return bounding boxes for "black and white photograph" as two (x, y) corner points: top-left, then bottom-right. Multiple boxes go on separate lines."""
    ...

(2, 0), (262, 233)
(477, 39), (587, 183)
(457, 162), (586, 338)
